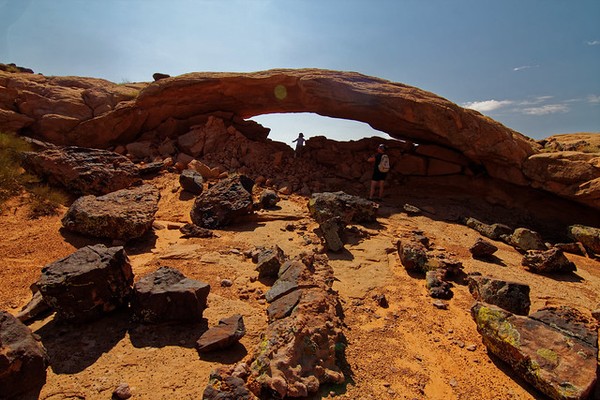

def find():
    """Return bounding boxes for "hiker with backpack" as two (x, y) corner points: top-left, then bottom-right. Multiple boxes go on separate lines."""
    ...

(368, 144), (390, 200)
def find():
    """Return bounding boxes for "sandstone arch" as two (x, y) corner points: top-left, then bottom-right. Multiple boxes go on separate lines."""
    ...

(1, 68), (598, 209)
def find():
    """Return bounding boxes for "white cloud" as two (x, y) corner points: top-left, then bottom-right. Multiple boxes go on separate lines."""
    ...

(518, 95), (553, 105)
(462, 99), (513, 112)
(513, 65), (539, 71)
(587, 94), (600, 104)
(586, 40), (600, 46)
(522, 104), (569, 115)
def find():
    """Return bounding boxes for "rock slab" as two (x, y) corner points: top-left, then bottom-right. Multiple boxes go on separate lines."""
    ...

(196, 314), (246, 353)
(471, 303), (598, 400)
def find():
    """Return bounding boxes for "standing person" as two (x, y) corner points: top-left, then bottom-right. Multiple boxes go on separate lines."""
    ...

(292, 132), (305, 158)
(368, 144), (390, 200)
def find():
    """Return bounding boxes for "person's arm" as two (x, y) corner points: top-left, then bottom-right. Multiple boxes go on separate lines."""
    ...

(367, 154), (375, 163)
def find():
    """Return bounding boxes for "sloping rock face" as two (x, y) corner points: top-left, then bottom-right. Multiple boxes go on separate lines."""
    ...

(471, 303), (598, 400)
(0, 311), (49, 399)
(62, 184), (160, 240)
(22, 146), (141, 195)
(2, 69), (599, 209)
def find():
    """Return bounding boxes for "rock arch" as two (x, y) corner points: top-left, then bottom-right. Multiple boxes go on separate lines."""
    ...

(1, 68), (597, 209)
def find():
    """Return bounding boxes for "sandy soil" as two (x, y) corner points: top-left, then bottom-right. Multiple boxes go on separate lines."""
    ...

(1, 171), (599, 400)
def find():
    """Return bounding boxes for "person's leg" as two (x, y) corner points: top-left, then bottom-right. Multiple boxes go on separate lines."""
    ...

(378, 181), (385, 198)
(369, 181), (377, 199)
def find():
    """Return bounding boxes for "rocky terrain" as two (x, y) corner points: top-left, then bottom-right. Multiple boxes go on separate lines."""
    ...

(1, 66), (599, 399)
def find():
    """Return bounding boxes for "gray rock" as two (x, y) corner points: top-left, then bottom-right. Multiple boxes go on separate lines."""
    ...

(308, 191), (378, 224)
(179, 169), (204, 195)
(16, 289), (51, 324)
(203, 369), (254, 400)
(568, 224), (600, 255)
(62, 184), (160, 240)
(398, 239), (428, 272)
(267, 290), (302, 322)
(522, 247), (576, 273)
(0, 311), (49, 399)
(265, 261), (306, 303)
(131, 266), (210, 324)
(425, 270), (452, 299)
(255, 245), (286, 279)
(260, 189), (280, 209)
(471, 303), (598, 400)
(190, 175), (254, 228)
(179, 223), (214, 238)
(510, 228), (547, 252)
(112, 382), (132, 399)
(22, 146), (140, 195)
(467, 275), (530, 315)
(319, 216), (345, 252)
(469, 238), (498, 259)
(196, 314), (246, 353)
(465, 218), (513, 240)
(38, 245), (133, 322)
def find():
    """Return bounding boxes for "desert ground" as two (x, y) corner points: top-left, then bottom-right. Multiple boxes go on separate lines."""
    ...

(1, 171), (599, 400)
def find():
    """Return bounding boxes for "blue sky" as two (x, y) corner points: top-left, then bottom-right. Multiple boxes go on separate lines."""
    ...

(1, 0), (599, 144)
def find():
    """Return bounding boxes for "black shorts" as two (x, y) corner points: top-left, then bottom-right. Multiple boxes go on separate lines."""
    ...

(372, 169), (387, 181)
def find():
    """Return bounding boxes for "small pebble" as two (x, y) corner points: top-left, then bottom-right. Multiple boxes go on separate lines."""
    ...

(220, 279), (233, 287)
(466, 345), (477, 351)
(112, 383), (132, 399)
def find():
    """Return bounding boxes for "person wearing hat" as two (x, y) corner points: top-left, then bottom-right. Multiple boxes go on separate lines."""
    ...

(292, 132), (305, 158)
(368, 144), (389, 200)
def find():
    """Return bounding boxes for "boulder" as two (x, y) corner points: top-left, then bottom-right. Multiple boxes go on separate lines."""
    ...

(522, 248), (576, 274)
(190, 175), (254, 228)
(152, 72), (170, 81)
(62, 184), (160, 240)
(308, 191), (377, 224)
(510, 228), (547, 252)
(471, 303), (598, 400)
(255, 245), (286, 279)
(37, 245), (133, 322)
(469, 238), (498, 259)
(568, 224), (600, 255)
(130, 266), (210, 324)
(260, 189), (280, 209)
(0, 311), (49, 399)
(467, 275), (530, 315)
(22, 146), (140, 195)
(179, 169), (204, 195)
(196, 314), (246, 353)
